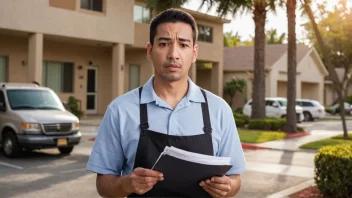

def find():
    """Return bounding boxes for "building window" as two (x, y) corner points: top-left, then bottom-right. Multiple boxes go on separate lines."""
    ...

(81, 0), (103, 12)
(134, 5), (151, 23)
(0, 56), (8, 82)
(42, 61), (74, 93)
(129, 64), (140, 90)
(198, 25), (213, 43)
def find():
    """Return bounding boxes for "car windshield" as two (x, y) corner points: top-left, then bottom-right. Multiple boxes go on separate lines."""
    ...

(277, 100), (287, 107)
(7, 89), (64, 110)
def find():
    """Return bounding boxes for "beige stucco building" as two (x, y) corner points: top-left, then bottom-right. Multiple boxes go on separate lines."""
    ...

(0, 0), (230, 116)
(223, 44), (329, 109)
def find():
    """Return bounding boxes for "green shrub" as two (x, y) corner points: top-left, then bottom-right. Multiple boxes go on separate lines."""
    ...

(248, 118), (286, 131)
(66, 96), (83, 119)
(314, 144), (352, 198)
(235, 119), (246, 128)
(233, 112), (249, 124)
(346, 95), (352, 104)
(233, 107), (243, 114)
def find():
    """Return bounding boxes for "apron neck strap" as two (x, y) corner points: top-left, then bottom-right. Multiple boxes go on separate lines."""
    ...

(138, 86), (212, 134)
(200, 89), (212, 133)
(139, 87), (149, 131)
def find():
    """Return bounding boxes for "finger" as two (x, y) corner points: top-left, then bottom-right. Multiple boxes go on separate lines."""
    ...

(134, 167), (163, 177)
(210, 176), (229, 184)
(203, 183), (228, 198)
(134, 176), (163, 184)
(205, 179), (231, 192)
(202, 186), (223, 198)
(133, 179), (158, 190)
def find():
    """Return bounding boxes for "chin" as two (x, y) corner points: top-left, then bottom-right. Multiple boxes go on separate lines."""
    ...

(159, 73), (183, 82)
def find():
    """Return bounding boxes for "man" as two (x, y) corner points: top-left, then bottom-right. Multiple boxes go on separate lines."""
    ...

(86, 8), (246, 198)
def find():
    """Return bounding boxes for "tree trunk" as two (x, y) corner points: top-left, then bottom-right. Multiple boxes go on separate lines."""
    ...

(303, 0), (348, 138)
(251, 2), (266, 119)
(229, 95), (234, 109)
(284, 0), (297, 132)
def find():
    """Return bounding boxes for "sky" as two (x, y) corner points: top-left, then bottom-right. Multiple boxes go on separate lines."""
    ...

(183, 0), (351, 42)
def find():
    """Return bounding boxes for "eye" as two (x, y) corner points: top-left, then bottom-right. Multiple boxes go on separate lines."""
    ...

(180, 44), (189, 48)
(159, 43), (169, 47)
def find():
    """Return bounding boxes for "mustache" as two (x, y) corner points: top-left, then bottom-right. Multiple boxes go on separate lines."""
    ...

(163, 61), (182, 68)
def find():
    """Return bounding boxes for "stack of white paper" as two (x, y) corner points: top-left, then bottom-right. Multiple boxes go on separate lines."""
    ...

(152, 146), (231, 169)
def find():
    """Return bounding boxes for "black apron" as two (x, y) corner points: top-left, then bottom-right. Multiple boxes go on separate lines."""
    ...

(127, 87), (214, 198)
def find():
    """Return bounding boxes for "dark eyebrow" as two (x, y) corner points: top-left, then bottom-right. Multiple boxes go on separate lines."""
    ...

(157, 37), (172, 41)
(157, 37), (191, 43)
(178, 38), (191, 43)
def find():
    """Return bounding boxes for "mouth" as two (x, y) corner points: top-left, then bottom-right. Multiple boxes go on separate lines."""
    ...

(164, 63), (181, 72)
(165, 63), (181, 68)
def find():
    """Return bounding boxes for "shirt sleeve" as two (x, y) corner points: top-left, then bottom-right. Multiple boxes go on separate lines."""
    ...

(217, 105), (246, 175)
(86, 105), (124, 176)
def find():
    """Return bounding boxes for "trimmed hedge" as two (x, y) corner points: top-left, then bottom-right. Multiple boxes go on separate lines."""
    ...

(314, 144), (352, 198)
(233, 112), (249, 123)
(233, 112), (249, 128)
(235, 119), (246, 127)
(248, 118), (286, 131)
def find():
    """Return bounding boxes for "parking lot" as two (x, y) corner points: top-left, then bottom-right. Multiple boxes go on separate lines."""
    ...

(0, 134), (100, 198)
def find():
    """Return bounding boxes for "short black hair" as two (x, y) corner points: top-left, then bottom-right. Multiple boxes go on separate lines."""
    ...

(149, 8), (198, 46)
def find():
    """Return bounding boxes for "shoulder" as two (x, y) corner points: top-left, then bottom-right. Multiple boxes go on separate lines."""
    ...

(202, 89), (232, 114)
(106, 88), (140, 114)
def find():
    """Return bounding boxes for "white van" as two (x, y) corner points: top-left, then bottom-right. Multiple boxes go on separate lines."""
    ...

(0, 83), (81, 158)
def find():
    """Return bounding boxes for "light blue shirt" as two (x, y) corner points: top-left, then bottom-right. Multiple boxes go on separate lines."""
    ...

(86, 76), (246, 176)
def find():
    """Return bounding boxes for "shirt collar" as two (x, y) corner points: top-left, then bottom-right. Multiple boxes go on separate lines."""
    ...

(140, 76), (205, 104)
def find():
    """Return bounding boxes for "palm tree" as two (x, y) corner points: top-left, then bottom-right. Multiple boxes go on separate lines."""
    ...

(283, 0), (297, 132)
(301, 0), (349, 138)
(266, 29), (286, 44)
(201, 0), (284, 119)
(224, 31), (242, 47)
(223, 78), (247, 108)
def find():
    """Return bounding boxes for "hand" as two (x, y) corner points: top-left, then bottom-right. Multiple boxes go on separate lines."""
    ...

(199, 176), (232, 198)
(123, 167), (164, 195)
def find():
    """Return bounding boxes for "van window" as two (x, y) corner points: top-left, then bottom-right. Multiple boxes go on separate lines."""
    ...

(7, 89), (64, 110)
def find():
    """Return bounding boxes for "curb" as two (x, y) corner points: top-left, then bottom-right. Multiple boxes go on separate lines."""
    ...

(266, 179), (315, 198)
(286, 131), (310, 139)
(241, 143), (268, 150)
(88, 137), (96, 141)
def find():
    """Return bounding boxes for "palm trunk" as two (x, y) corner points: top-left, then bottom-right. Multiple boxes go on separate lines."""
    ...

(251, 2), (266, 119)
(302, 0), (348, 138)
(284, 0), (297, 132)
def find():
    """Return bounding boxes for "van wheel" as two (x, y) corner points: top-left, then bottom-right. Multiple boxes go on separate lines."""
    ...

(58, 147), (74, 155)
(3, 132), (22, 158)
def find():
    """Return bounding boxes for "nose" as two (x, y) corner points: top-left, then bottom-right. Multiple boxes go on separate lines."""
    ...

(167, 43), (180, 61)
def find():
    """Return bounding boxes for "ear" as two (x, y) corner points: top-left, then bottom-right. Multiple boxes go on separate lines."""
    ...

(146, 42), (152, 61)
(192, 44), (199, 63)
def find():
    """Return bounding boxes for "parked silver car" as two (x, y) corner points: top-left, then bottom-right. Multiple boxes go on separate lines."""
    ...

(0, 83), (81, 158)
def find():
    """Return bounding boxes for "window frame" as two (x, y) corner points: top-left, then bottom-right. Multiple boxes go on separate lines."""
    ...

(42, 61), (75, 93)
(198, 24), (213, 43)
(80, 0), (104, 13)
(0, 55), (8, 83)
(129, 64), (140, 91)
(133, 5), (151, 23)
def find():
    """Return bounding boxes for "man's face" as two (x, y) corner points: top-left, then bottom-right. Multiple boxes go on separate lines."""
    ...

(147, 22), (198, 82)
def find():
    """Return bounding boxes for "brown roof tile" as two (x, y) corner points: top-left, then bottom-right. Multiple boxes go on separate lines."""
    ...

(224, 44), (311, 71)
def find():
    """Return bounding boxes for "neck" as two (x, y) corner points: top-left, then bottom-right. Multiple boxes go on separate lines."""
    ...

(153, 76), (189, 109)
